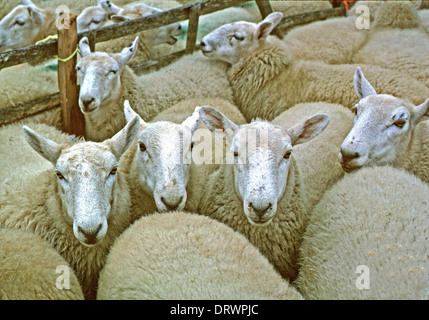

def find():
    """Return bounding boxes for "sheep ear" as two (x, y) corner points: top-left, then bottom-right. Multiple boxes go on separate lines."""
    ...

(22, 126), (63, 165)
(256, 12), (283, 39)
(27, 5), (44, 25)
(123, 100), (146, 130)
(79, 37), (92, 57)
(182, 107), (200, 134)
(287, 114), (330, 146)
(106, 116), (140, 160)
(117, 36), (139, 67)
(20, 0), (36, 7)
(412, 98), (429, 125)
(199, 106), (238, 141)
(354, 67), (377, 99)
(100, 0), (122, 15)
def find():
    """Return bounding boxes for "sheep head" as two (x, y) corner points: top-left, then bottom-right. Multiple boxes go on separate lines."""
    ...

(199, 106), (329, 227)
(200, 12), (283, 65)
(76, 36), (138, 114)
(0, 1), (49, 51)
(339, 67), (429, 172)
(124, 101), (200, 212)
(22, 117), (139, 247)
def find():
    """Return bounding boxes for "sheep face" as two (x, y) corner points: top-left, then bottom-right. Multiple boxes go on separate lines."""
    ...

(76, 36), (138, 114)
(109, 3), (182, 46)
(124, 102), (200, 212)
(200, 12), (283, 65)
(22, 118), (139, 247)
(0, 4), (48, 51)
(77, 6), (110, 33)
(339, 67), (429, 172)
(199, 107), (329, 227)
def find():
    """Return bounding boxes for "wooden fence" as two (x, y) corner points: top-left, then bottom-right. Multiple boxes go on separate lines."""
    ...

(0, 0), (346, 130)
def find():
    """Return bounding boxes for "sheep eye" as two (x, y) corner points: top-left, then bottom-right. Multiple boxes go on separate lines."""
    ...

(14, 19), (25, 26)
(109, 69), (118, 75)
(109, 167), (118, 176)
(352, 106), (358, 116)
(233, 34), (244, 41)
(56, 172), (65, 180)
(284, 151), (292, 159)
(139, 142), (146, 152)
(394, 119), (406, 128)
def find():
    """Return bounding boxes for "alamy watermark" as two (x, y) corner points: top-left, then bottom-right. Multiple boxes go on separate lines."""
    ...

(355, 5), (371, 30)
(56, 265), (70, 290)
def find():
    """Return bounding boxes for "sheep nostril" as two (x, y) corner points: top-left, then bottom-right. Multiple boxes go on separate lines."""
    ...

(341, 149), (360, 162)
(161, 196), (183, 211)
(250, 202), (272, 218)
(200, 40), (206, 47)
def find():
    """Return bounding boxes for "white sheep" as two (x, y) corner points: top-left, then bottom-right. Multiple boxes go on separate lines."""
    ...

(0, 228), (84, 300)
(339, 67), (429, 184)
(97, 212), (304, 300)
(282, 16), (369, 65)
(76, 35), (234, 142)
(350, 1), (429, 88)
(193, 106), (331, 281)
(200, 12), (429, 121)
(0, 117), (140, 299)
(92, 0), (183, 65)
(121, 98), (246, 223)
(295, 166), (429, 300)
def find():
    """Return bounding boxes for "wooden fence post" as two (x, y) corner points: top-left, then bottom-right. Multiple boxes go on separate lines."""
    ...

(57, 14), (85, 137)
(186, 4), (200, 54)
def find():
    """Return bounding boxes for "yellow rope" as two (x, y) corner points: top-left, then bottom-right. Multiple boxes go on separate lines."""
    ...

(57, 47), (80, 63)
(35, 34), (58, 44)
(35, 34), (80, 63)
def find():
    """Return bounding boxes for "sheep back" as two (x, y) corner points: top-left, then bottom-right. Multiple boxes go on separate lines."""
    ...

(97, 211), (303, 300)
(0, 228), (84, 300)
(295, 166), (429, 299)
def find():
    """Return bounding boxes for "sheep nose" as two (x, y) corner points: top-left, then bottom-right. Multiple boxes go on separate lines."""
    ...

(161, 196), (183, 211)
(78, 224), (102, 244)
(249, 202), (272, 218)
(80, 96), (95, 110)
(340, 149), (360, 162)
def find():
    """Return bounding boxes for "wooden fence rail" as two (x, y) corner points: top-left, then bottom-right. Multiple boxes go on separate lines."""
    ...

(0, 0), (348, 127)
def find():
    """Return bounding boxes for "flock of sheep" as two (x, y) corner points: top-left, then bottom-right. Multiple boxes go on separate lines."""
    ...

(0, 0), (428, 300)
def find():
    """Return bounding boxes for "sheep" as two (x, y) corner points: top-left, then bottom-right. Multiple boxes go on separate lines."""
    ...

(76, 35), (234, 142)
(272, 102), (354, 208)
(120, 98), (246, 224)
(0, 63), (58, 109)
(193, 106), (331, 281)
(200, 12), (429, 121)
(0, 0), (120, 51)
(0, 117), (140, 299)
(0, 121), (71, 192)
(97, 212), (304, 300)
(295, 166), (429, 300)
(350, 1), (429, 88)
(281, 16), (369, 65)
(0, 228), (84, 300)
(91, 0), (183, 65)
(339, 67), (429, 184)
